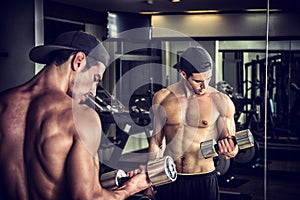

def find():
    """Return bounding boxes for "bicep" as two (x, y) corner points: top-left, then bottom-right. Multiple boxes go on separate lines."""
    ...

(67, 139), (130, 200)
(149, 92), (167, 158)
(67, 138), (102, 199)
(152, 90), (168, 136)
(216, 96), (236, 138)
(66, 107), (103, 199)
(149, 117), (166, 159)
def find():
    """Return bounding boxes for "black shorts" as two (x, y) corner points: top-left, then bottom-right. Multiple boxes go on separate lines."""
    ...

(155, 171), (219, 200)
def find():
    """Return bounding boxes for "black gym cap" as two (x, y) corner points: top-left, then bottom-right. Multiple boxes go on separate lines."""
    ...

(174, 46), (213, 73)
(29, 30), (110, 66)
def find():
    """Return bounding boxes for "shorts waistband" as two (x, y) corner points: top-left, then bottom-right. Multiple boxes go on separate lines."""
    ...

(177, 169), (215, 176)
(176, 170), (217, 180)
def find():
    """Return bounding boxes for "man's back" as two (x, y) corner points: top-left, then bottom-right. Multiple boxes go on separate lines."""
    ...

(0, 82), (76, 200)
(0, 86), (31, 200)
(24, 89), (75, 199)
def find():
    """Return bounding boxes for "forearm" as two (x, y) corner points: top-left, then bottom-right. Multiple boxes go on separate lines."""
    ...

(84, 186), (129, 200)
(148, 137), (165, 160)
(100, 165), (151, 200)
(112, 183), (136, 199)
(86, 180), (139, 200)
(101, 189), (129, 200)
(221, 144), (239, 159)
(217, 134), (238, 159)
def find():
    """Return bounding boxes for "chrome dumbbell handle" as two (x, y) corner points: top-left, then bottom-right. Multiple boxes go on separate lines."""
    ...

(200, 129), (255, 159)
(100, 169), (128, 190)
(101, 156), (177, 190)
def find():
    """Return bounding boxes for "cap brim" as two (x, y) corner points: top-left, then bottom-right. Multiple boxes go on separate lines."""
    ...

(29, 45), (78, 64)
(173, 62), (180, 69)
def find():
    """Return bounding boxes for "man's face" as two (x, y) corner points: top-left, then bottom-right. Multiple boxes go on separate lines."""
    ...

(73, 60), (106, 103)
(187, 70), (212, 95)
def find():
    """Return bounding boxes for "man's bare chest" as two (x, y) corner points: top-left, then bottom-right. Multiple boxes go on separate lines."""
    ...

(163, 97), (219, 128)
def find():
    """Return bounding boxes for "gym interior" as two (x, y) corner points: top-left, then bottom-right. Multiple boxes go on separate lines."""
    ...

(1, 0), (300, 199)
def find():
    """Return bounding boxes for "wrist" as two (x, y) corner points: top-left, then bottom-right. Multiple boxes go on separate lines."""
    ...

(222, 145), (238, 159)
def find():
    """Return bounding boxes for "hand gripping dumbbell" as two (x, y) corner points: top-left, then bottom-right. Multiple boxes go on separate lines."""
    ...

(200, 129), (255, 159)
(100, 156), (177, 190)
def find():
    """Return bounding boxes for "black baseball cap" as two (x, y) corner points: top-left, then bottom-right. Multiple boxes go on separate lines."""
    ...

(29, 30), (110, 66)
(173, 46), (213, 73)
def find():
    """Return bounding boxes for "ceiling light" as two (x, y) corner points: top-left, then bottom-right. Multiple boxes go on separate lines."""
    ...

(147, 0), (154, 5)
(171, 0), (181, 2)
(139, 11), (161, 15)
(185, 10), (220, 14)
(246, 9), (282, 12)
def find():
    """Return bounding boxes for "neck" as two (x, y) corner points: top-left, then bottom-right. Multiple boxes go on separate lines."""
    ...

(25, 63), (72, 94)
(180, 78), (195, 98)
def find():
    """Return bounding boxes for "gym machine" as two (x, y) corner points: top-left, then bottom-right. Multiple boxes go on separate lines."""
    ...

(243, 53), (299, 141)
(85, 84), (153, 171)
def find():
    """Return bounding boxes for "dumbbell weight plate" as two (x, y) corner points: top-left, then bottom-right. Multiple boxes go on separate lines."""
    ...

(234, 140), (259, 164)
(214, 154), (231, 176)
(235, 129), (255, 150)
(200, 139), (218, 159)
(147, 156), (177, 186)
(100, 169), (127, 190)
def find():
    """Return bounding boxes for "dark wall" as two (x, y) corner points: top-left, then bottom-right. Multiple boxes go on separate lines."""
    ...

(0, 0), (35, 92)
(44, 0), (107, 25)
(0, 0), (109, 92)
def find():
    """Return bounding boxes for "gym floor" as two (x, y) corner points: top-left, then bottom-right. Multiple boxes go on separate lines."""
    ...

(219, 138), (300, 200)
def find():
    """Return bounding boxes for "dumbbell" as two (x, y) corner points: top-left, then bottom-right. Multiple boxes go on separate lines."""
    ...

(200, 129), (254, 159)
(100, 156), (177, 190)
(100, 169), (128, 191)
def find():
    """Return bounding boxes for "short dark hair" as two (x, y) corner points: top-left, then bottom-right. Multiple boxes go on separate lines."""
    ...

(182, 69), (194, 78)
(47, 50), (96, 71)
(47, 50), (78, 66)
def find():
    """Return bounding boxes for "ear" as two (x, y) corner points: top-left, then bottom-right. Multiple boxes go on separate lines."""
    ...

(71, 52), (86, 71)
(179, 70), (187, 79)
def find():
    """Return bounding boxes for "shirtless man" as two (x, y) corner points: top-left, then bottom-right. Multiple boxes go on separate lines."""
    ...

(0, 30), (150, 200)
(148, 47), (238, 200)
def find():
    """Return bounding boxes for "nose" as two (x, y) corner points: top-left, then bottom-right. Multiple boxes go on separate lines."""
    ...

(90, 82), (98, 96)
(200, 82), (206, 89)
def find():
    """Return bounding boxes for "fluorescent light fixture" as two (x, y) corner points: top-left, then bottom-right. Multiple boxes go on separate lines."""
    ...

(139, 11), (161, 15)
(185, 10), (220, 14)
(246, 9), (282, 12)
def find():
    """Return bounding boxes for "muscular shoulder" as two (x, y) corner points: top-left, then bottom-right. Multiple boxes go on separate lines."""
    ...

(0, 87), (21, 108)
(38, 93), (101, 155)
(69, 103), (101, 155)
(34, 91), (100, 136)
(152, 88), (173, 105)
(210, 88), (235, 116)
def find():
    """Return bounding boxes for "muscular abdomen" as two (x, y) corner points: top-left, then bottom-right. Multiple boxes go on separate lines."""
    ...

(163, 124), (216, 174)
